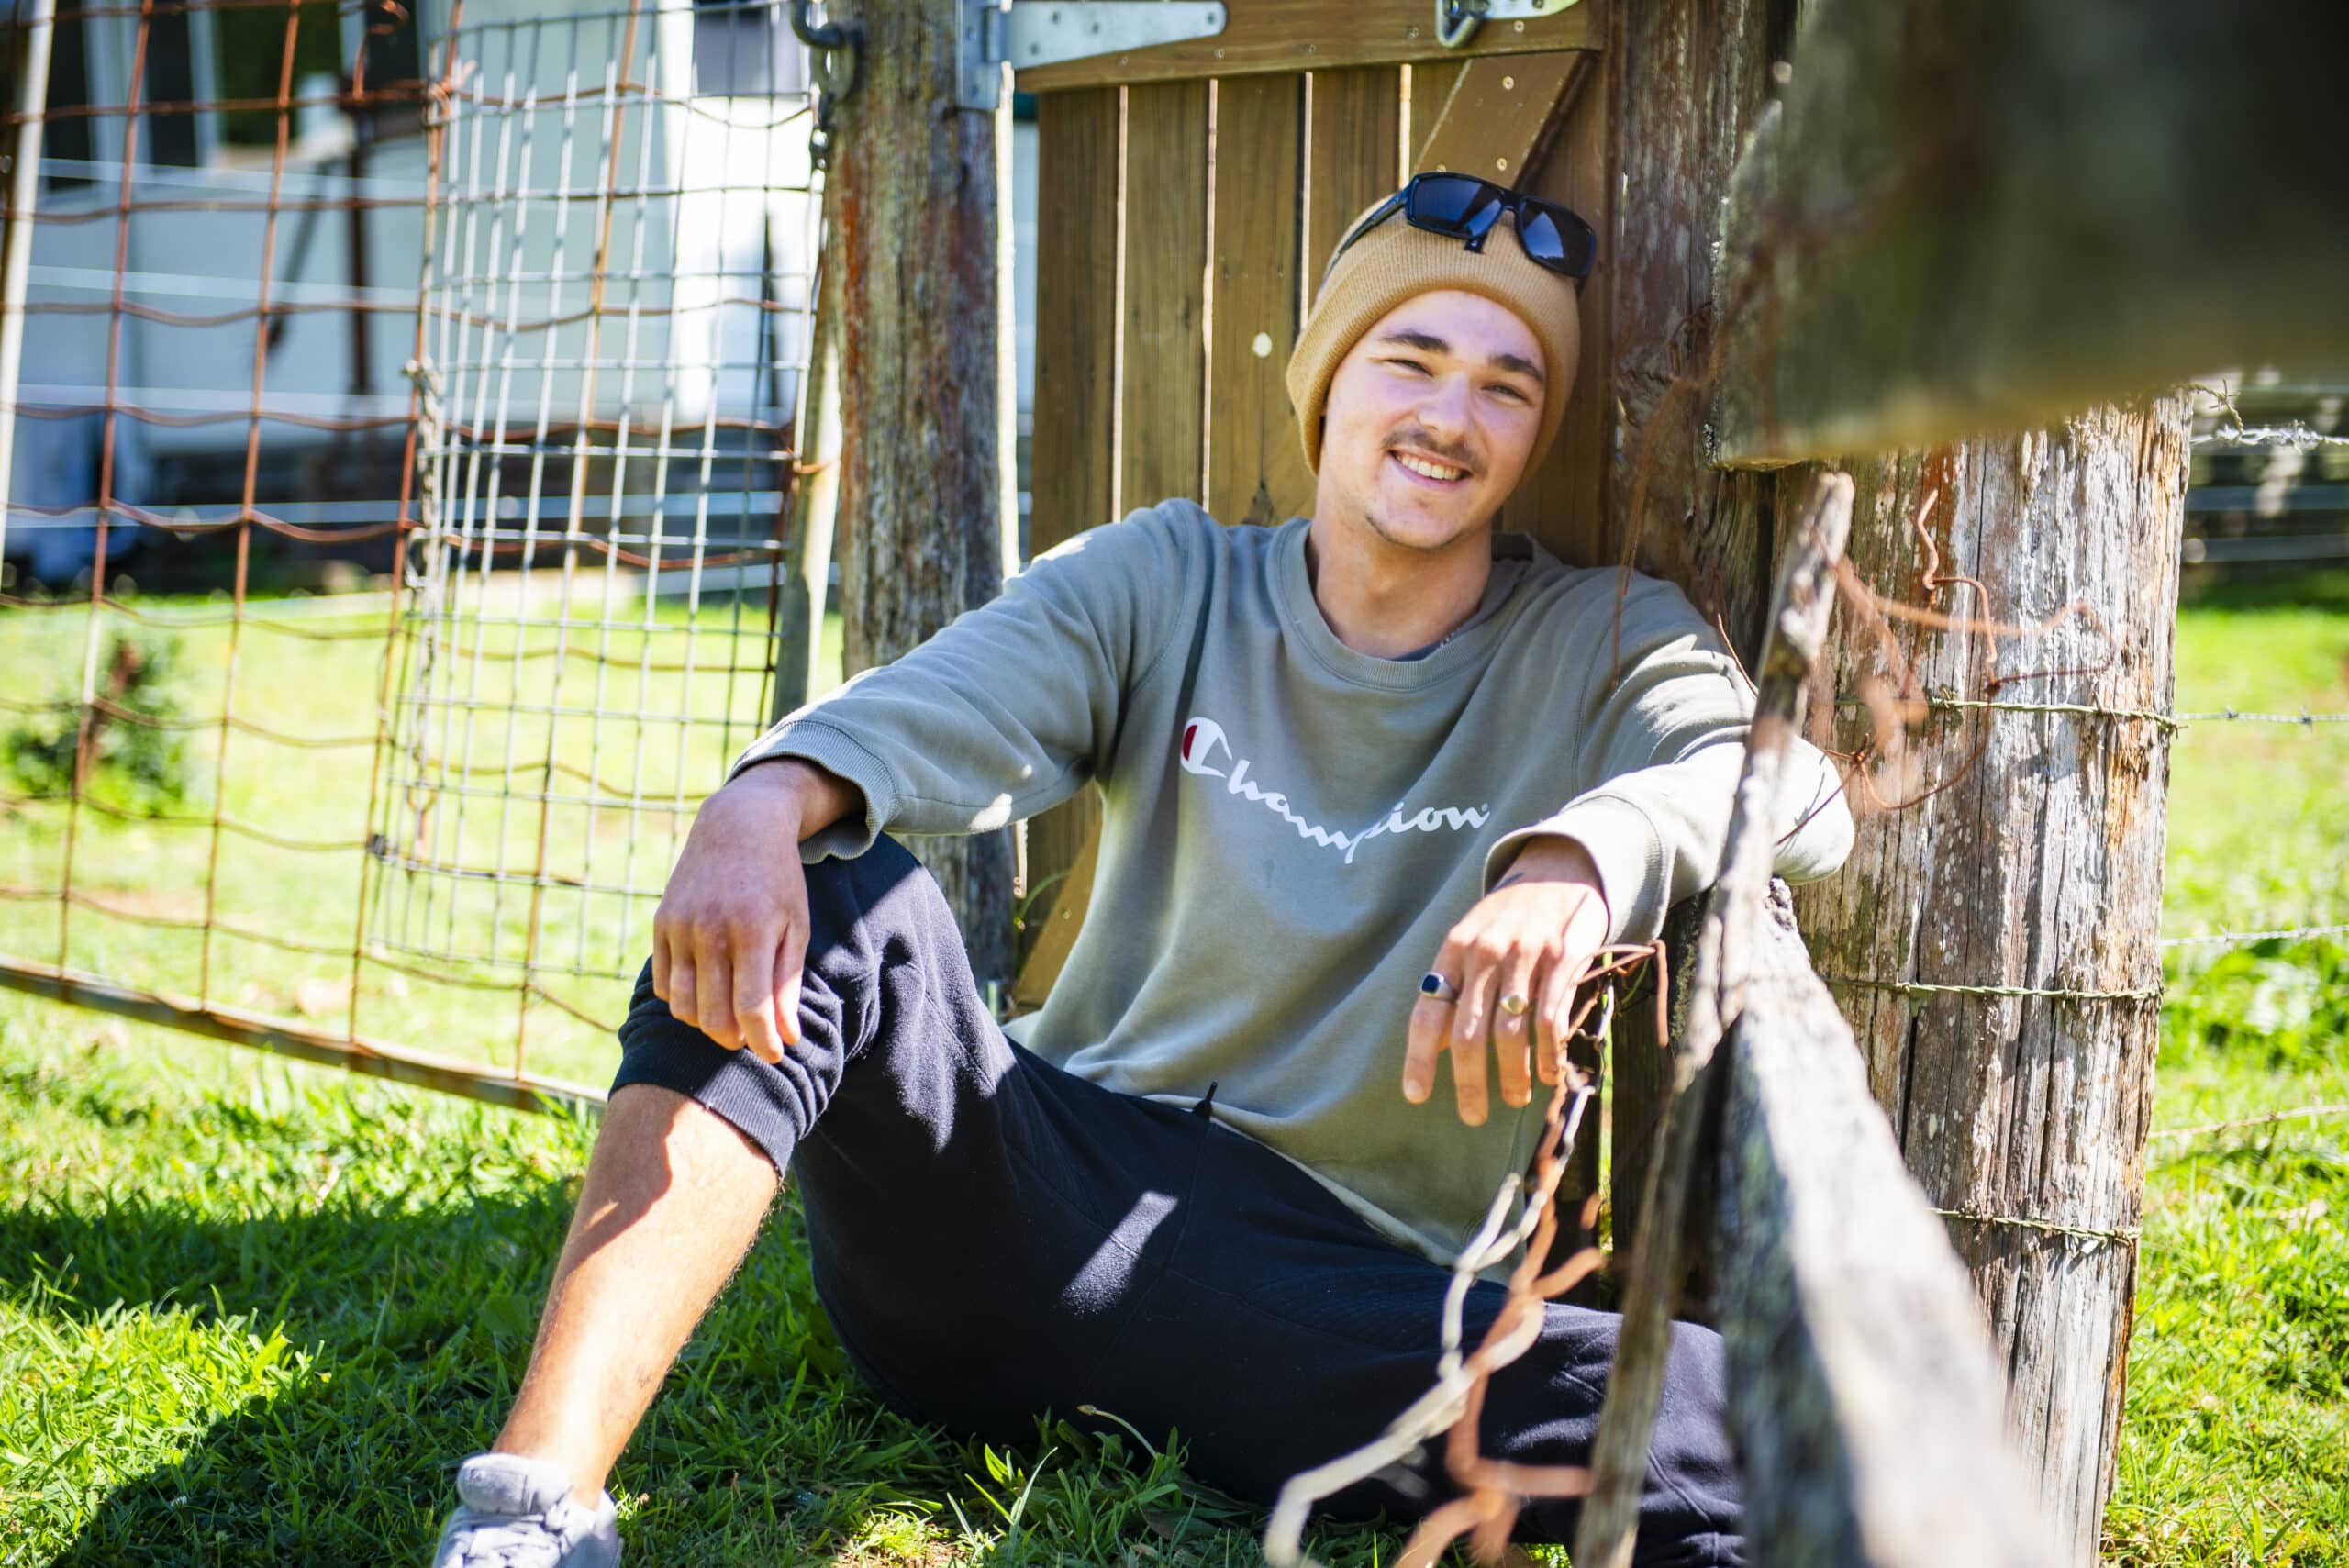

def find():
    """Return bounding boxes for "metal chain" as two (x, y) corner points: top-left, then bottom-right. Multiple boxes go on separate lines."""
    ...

(791, 0), (863, 171)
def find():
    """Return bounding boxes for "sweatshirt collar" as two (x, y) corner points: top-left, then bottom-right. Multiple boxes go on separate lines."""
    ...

(1273, 517), (1536, 689)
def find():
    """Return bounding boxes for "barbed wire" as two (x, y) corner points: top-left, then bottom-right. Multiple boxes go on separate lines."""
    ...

(1932, 1207), (2140, 1250)
(1821, 974), (2161, 1005)
(2162, 922), (2349, 951)
(2176, 708), (2349, 726)
(2148, 1104), (2349, 1144)
(1834, 694), (2349, 731)
(2186, 379), (2349, 451)
(2193, 421), (2349, 451)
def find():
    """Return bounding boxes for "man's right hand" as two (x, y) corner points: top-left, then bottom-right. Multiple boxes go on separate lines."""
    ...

(651, 759), (859, 1063)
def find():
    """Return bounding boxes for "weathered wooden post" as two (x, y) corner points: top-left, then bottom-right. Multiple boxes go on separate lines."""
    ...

(1597, 0), (1787, 1247)
(1789, 425), (2183, 1557)
(1609, 0), (2221, 1555)
(820, 0), (1017, 984)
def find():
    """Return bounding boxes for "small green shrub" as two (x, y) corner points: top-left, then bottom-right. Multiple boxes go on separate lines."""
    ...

(2, 630), (192, 814)
(2162, 938), (2349, 1071)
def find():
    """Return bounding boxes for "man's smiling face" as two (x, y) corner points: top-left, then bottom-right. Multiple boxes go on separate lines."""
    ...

(1312, 289), (1546, 557)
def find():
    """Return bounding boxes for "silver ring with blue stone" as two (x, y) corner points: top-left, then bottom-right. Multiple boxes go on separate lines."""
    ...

(1419, 972), (1461, 1005)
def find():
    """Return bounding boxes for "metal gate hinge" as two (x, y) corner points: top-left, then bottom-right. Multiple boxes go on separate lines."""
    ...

(957, 0), (1229, 109)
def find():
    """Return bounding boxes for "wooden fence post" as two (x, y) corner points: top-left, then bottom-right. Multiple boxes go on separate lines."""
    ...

(1790, 413), (2188, 1556)
(1613, 5), (2193, 1550)
(823, 0), (1017, 984)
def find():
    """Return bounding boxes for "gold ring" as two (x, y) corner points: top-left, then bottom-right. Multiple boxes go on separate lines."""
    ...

(1499, 991), (1531, 1017)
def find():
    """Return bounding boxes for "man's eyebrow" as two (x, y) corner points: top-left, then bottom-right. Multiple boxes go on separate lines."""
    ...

(1372, 328), (1545, 386)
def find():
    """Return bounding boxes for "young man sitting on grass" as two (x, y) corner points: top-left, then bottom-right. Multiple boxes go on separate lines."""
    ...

(432, 174), (1854, 1568)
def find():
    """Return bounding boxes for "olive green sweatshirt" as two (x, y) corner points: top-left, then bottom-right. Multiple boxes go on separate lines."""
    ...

(734, 501), (1853, 1265)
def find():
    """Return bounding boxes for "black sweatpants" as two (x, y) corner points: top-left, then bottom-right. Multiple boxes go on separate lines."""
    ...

(613, 836), (1743, 1567)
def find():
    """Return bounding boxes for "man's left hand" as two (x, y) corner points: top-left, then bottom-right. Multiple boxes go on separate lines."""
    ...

(1403, 836), (1610, 1125)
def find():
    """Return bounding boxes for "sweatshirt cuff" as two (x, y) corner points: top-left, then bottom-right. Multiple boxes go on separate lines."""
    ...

(729, 719), (898, 862)
(1483, 794), (1668, 947)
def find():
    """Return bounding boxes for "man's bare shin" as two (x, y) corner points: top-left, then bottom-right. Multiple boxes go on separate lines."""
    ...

(494, 1083), (780, 1498)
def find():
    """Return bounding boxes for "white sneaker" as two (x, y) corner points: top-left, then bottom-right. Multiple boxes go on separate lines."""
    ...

(430, 1452), (622, 1568)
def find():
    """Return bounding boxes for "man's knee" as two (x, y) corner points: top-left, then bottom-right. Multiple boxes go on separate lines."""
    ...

(596, 1084), (780, 1199)
(801, 833), (934, 936)
(800, 835), (972, 991)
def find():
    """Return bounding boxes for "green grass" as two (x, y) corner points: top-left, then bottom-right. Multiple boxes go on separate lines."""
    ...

(0, 1003), (1394, 1564)
(2102, 577), (2349, 1567)
(1, 580), (2344, 1564)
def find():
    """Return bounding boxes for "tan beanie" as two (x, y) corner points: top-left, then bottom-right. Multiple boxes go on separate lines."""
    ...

(1286, 199), (1582, 475)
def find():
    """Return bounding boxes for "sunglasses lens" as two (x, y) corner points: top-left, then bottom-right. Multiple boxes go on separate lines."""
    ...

(1518, 207), (1564, 262)
(1517, 205), (1595, 279)
(1409, 173), (1499, 235)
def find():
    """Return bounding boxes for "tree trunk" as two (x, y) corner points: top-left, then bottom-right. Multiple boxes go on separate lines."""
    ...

(824, 0), (1016, 985)
(1791, 405), (2188, 1559)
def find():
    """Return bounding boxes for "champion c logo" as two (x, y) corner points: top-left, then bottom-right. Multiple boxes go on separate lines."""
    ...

(1179, 717), (1231, 776)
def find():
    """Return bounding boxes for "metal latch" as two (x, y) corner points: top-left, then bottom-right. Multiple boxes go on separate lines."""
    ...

(1435, 0), (1579, 50)
(957, 0), (1229, 109)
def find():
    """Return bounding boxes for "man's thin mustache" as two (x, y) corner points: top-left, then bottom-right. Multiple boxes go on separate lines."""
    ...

(1383, 428), (1480, 476)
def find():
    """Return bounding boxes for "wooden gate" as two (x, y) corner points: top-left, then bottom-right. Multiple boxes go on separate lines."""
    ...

(1012, 0), (1612, 1001)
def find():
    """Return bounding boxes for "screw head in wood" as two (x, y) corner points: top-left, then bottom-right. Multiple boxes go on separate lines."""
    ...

(1252, 332), (1273, 358)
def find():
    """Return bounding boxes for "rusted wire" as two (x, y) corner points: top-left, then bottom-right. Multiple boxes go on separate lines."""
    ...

(1265, 963), (1659, 1568)
(3, 0), (824, 1072)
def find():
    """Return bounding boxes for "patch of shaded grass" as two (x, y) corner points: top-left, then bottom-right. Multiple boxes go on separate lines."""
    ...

(0, 1003), (1421, 1565)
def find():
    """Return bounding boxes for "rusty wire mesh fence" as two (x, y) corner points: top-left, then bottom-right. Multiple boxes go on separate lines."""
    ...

(0, 0), (825, 1104)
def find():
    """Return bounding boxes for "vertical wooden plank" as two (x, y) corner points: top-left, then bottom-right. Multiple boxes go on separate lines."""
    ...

(1119, 81), (1210, 506)
(1019, 83), (1208, 1009)
(1406, 58), (1467, 168)
(1019, 86), (1121, 987)
(1303, 67), (1402, 292)
(1030, 87), (1122, 553)
(1205, 74), (1311, 528)
(1503, 51), (1611, 565)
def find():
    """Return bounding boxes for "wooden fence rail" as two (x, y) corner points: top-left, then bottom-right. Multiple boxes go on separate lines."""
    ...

(1717, 884), (2058, 1568)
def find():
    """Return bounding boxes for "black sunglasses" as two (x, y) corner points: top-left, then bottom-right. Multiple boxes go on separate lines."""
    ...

(1324, 172), (1598, 287)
